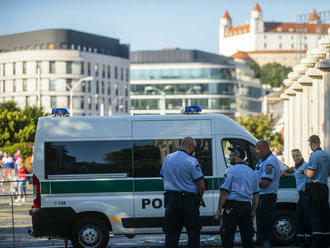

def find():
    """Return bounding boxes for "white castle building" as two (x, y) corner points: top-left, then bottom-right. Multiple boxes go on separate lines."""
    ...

(219, 4), (330, 66)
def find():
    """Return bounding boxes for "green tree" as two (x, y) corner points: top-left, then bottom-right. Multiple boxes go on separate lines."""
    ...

(0, 101), (20, 112)
(249, 62), (261, 79)
(260, 62), (291, 88)
(237, 114), (283, 148)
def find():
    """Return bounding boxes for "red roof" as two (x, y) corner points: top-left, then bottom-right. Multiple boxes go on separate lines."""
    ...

(231, 51), (253, 60)
(247, 50), (306, 54)
(308, 9), (320, 21)
(225, 22), (330, 37)
(222, 11), (231, 20)
(253, 3), (262, 12)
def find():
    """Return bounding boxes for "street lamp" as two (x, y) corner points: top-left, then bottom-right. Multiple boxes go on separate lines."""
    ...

(145, 86), (166, 115)
(68, 76), (93, 116)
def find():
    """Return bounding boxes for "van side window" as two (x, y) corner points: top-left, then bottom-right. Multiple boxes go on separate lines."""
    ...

(221, 138), (259, 169)
(134, 139), (212, 177)
(45, 141), (132, 177)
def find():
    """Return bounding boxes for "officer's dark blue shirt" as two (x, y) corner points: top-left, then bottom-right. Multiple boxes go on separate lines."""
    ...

(221, 163), (259, 202)
(160, 150), (204, 194)
(255, 153), (281, 195)
(307, 148), (330, 184)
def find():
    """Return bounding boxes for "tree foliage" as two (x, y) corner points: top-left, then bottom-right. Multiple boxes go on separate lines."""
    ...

(0, 102), (47, 148)
(249, 62), (291, 88)
(237, 114), (283, 148)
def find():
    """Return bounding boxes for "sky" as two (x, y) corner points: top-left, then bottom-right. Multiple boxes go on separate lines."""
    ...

(0, 0), (329, 54)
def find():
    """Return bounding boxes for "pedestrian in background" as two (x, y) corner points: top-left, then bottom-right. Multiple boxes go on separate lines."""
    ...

(280, 148), (311, 246)
(302, 135), (330, 248)
(214, 146), (259, 248)
(16, 157), (27, 202)
(160, 136), (205, 248)
(254, 140), (281, 248)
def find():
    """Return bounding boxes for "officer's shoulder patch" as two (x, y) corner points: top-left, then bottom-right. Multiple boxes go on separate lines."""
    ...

(265, 165), (273, 175)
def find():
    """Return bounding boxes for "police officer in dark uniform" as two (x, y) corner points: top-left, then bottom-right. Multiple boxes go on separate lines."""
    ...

(302, 135), (330, 248)
(160, 136), (205, 248)
(254, 140), (281, 248)
(215, 146), (259, 248)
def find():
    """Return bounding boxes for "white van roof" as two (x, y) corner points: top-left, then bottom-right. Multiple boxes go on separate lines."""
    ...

(36, 114), (256, 142)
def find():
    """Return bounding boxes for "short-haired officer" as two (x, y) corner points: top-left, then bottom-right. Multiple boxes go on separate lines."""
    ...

(302, 135), (330, 248)
(280, 148), (311, 246)
(254, 140), (281, 248)
(215, 146), (259, 248)
(160, 136), (205, 248)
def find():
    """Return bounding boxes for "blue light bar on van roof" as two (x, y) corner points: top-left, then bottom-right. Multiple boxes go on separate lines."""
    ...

(183, 105), (202, 114)
(52, 108), (69, 116)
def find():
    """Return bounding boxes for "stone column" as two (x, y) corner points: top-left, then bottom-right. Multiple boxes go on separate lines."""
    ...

(291, 82), (303, 153)
(281, 93), (290, 165)
(285, 88), (297, 166)
(298, 75), (313, 159)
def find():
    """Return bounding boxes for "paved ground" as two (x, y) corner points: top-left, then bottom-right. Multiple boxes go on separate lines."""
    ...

(0, 184), (295, 248)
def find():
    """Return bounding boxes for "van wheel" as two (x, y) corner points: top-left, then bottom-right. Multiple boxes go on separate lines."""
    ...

(272, 209), (296, 246)
(71, 217), (109, 248)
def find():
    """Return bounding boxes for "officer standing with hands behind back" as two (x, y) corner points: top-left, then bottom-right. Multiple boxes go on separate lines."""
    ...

(215, 146), (259, 248)
(160, 136), (205, 248)
(302, 135), (330, 248)
(254, 140), (281, 248)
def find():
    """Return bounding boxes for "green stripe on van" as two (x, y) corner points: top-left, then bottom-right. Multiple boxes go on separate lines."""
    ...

(40, 176), (296, 194)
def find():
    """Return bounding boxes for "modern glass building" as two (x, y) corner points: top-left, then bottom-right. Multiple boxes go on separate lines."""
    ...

(130, 49), (238, 116)
(0, 29), (130, 116)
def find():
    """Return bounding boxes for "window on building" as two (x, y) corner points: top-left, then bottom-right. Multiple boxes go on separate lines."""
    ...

(36, 61), (42, 74)
(49, 61), (55, 73)
(80, 96), (84, 109)
(67, 96), (70, 108)
(108, 98), (111, 106)
(88, 81), (91, 93)
(126, 68), (129, 82)
(49, 79), (55, 91)
(96, 80), (99, 94)
(125, 100), (128, 113)
(13, 63), (16, 75)
(291, 44), (294, 49)
(2, 64), (5, 76)
(61, 43), (68, 49)
(88, 62), (91, 76)
(80, 62), (84, 74)
(77, 45), (81, 50)
(88, 96), (92, 110)
(95, 95), (99, 110)
(66, 79), (72, 91)
(264, 43), (267, 48)
(13, 80), (16, 92)
(279, 43), (282, 49)
(120, 68), (123, 81)
(50, 96), (56, 108)
(25, 96), (31, 107)
(66, 61), (72, 74)
(115, 66), (118, 79)
(125, 84), (128, 97)
(304, 44), (308, 49)
(101, 81), (104, 94)
(23, 62), (27, 74)
(279, 36), (282, 39)
(108, 82), (111, 95)
(102, 64), (105, 78)
(1, 81), (4, 93)
(115, 104), (119, 112)
(81, 82), (86, 92)
(23, 79), (27, 92)
(115, 83), (119, 96)
(48, 43), (55, 49)
(45, 140), (133, 176)
(107, 65), (111, 78)
(95, 64), (99, 77)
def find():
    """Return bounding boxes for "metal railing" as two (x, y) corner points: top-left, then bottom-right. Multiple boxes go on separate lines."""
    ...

(0, 169), (65, 248)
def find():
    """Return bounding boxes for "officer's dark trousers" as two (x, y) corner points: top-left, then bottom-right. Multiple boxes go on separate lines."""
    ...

(163, 191), (200, 248)
(306, 183), (330, 248)
(256, 194), (276, 248)
(295, 191), (311, 239)
(220, 200), (255, 248)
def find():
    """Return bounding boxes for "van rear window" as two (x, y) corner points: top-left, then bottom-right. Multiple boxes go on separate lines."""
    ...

(45, 139), (212, 177)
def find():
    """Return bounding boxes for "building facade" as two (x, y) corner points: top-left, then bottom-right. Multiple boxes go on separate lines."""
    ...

(0, 29), (130, 116)
(130, 49), (262, 117)
(219, 5), (330, 66)
(282, 30), (330, 166)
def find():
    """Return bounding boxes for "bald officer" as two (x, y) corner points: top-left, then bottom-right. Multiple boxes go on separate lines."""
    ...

(302, 135), (330, 248)
(215, 146), (259, 248)
(160, 136), (205, 248)
(255, 140), (281, 248)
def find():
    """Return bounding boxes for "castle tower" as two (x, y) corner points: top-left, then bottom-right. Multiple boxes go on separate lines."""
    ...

(250, 3), (264, 33)
(220, 11), (232, 38)
(308, 9), (321, 24)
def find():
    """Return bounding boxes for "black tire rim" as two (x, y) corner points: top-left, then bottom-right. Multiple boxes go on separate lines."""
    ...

(273, 216), (295, 242)
(78, 224), (102, 248)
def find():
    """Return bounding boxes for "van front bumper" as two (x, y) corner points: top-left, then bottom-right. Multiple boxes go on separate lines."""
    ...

(30, 207), (76, 238)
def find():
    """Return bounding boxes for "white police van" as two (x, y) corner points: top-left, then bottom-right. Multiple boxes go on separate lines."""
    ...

(30, 108), (299, 247)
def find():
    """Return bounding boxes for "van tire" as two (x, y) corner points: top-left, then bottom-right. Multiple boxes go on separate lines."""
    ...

(71, 216), (109, 248)
(272, 209), (296, 246)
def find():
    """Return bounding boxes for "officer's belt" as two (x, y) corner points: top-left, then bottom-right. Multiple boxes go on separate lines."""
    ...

(259, 193), (277, 199)
(165, 190), (197, 197)
(225, 200), (251, 207)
